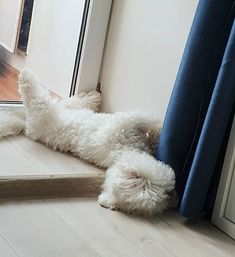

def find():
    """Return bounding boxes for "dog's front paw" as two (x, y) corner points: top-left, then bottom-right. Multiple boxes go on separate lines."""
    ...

(18, 68), (34, 85)
(98, 193), (118, 210)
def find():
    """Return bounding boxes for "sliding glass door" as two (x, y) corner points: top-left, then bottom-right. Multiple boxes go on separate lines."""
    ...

(0, 0), (111, 103)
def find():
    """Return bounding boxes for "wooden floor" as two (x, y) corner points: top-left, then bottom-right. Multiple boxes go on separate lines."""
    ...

(0, 65), (20, 101)
(0, 198), (234, 257)
(0, 132), (234, 256)
(0, 64), (59, 101)
(0, 139), (234, 257)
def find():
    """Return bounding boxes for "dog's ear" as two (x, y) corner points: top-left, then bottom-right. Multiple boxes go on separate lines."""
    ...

(129, 170), (142, 179)
(136, 124), (151, 137)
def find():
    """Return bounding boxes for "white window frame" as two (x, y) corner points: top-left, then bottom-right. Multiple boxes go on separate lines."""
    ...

(71, 0), (112, 95)
(212, 115), (235, 239)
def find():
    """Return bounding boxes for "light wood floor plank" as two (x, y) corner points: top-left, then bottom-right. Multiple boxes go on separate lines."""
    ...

(47, 198), (149, 257)
(48, 199), (183, 257)
(48, 198), (235, 257)
(0, 200), (100, 257)
(0, 198), (234, 257)
(0, 234), (18, 257)
(156, 211), (235, 257)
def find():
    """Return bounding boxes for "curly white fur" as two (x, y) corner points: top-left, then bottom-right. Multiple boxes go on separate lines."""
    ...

(0, 69), (175, 215)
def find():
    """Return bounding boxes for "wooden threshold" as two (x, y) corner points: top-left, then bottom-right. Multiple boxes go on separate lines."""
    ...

(0, 136), (105, 200)
(0, 173), (104, 201)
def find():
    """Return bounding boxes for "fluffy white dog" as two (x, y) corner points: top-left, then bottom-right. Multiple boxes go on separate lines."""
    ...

(0, 69), (175, 215)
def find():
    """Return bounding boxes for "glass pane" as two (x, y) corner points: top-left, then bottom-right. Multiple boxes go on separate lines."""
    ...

(0, 0), (86, 102)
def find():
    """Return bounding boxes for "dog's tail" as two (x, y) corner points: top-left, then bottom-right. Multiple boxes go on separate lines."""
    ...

(0, 107), (26, 139)
(110, 150), (175, 215)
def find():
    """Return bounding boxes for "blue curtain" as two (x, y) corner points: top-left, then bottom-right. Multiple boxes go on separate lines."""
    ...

(156, 0), (235, 218)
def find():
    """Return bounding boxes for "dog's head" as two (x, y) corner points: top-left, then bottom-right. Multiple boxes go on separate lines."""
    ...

(108, 150), (175, 215)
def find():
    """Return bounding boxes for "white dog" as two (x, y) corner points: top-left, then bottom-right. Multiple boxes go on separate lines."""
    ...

(0, 69), (175, 215)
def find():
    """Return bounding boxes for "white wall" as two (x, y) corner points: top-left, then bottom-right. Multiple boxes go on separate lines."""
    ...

(100, 0), (198, 121)
(4, 0), (85, 97)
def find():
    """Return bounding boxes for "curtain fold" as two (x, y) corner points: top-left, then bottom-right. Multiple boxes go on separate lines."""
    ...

(156, 0), (235, 218)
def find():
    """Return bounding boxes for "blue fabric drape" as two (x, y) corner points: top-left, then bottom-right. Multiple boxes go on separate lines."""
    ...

(156, 0), (235, 218)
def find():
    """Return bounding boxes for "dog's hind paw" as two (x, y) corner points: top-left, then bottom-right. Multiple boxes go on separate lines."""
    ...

(98, 193), (118, 210)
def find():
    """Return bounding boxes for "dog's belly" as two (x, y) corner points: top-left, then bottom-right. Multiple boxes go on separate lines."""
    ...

(26, 108), (153, 168)
(34, 110), (111, 166)
(72, 119), (153, 167)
